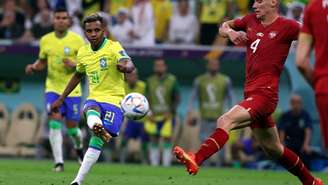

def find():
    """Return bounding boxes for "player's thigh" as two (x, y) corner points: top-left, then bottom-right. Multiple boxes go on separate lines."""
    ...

(82, 100), (101, 115)
(100, 103), (124, 137)
(252, 126), (283, 158)
(45, 92), (63, 120)
(64, 96), (82, 128)
(218, 105), (252, 131)
(239, 93), (277, 121)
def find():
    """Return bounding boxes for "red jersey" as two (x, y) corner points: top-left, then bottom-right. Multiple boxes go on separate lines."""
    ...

(301, 0), (328, 94)
(233, 14), (300, 97)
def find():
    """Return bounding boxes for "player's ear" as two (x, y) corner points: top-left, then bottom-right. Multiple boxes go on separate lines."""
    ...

(271, 0), (279, 8)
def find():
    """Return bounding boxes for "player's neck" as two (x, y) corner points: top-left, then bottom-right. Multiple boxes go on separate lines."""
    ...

(91, 37), (106, 51)
(260, 12), (279, 26)
(55, 30), (68, 38)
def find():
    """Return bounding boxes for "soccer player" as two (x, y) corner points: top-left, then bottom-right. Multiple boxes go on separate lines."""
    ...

(25, 7), (84, 172)
(295, 0), (328, 151)
(120, 69), (148, 163)
(145, 58), (180, 166)
(173, 0), (323, 184)
(51, 13), (134, 185)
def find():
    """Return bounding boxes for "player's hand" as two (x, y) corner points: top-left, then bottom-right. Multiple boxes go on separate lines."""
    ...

(228, 30), (248, 46)
(63, 59), (76, 68)
(50, 98), (64, 113)
(25, 64), (35, 75)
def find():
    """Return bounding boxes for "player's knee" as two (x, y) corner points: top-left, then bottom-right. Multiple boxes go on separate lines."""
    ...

(48, 119), (62, 129)
(67, 127), (78, 137)
(216, 114), (234, 131)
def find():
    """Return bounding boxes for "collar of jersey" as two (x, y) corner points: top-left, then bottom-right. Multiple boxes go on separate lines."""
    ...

(54, 31), (68, 39)
(91, 38), (108, 52)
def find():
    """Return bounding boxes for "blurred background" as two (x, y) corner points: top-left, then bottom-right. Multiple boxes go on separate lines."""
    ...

(0, 0), (327, 172)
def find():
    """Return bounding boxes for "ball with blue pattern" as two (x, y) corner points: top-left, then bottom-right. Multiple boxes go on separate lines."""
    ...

(120, 92), (149, 120)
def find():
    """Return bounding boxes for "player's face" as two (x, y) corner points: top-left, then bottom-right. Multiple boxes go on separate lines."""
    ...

(84, 21), (105, 47)
(154, 59), (167, 76)
(53, 12), (70, 32)
(253, 0), (278, 20)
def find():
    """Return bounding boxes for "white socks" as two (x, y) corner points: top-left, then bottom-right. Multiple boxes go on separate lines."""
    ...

(72, 148), (101, 184)
(70, 128), (83, 149)
(163, 148), (172, 167)
(149, 147), (160, 166)
(49, 128), (64, 164)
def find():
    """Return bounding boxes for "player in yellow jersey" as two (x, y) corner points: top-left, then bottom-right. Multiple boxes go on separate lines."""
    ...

(25, 7), (85, 172)
(51, 13), (135, 185)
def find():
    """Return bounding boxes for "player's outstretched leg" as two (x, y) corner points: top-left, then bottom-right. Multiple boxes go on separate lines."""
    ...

(173, 127), (229, 175)
(173, 105), (250, 175)
(253, 127), (323, 185)
(48, 119), (64, 172)
(71, 136), (104, 185)
(86, 109), (111, 142)
(277, 147), (323, 185)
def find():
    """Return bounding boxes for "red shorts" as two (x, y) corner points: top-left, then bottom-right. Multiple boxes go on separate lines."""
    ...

(238, 92), (278, 129)
(315, 94), (328, 149)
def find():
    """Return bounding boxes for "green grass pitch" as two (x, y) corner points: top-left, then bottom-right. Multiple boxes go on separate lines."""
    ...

(0, 159), (326, 185)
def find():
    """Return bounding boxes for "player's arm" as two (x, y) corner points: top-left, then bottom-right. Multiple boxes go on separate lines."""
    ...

(295, 33), (314, 87)
(51, 72), (84, 112)
(117, 58), (135, 73)
(219, 20), (247, 45)
(25, 59), (47, 75)
(62, 58), (77, 68)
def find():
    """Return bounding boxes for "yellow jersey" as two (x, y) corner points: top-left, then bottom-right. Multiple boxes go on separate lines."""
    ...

(124, 80), (146, 95)
(151, 0), (173, 41)
(39, 31), (84, 96)
(76, 38), (130, 107)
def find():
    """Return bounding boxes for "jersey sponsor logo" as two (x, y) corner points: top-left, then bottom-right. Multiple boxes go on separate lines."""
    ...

(269, 31), (277, 39)
(100, 57), (108, 70)
(256, 32), (264, 37)
(64, 47), (70, 56)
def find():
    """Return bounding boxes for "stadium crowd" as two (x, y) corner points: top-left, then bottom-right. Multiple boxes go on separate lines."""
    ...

(0, 0), (306, 45)
(0, 0), (327, 175)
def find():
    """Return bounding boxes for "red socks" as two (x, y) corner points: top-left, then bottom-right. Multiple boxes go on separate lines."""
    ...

(195, 128), (229, 165)
(278, 147), (315, 185)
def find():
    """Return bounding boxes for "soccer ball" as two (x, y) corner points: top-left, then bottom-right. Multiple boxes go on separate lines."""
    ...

(120, 92), (149, 120)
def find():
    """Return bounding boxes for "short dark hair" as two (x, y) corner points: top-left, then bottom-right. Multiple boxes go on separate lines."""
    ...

(54, 7), (69, 15)
(83, 13), (104, 28)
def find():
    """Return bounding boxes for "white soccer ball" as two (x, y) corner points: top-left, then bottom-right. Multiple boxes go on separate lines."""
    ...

(120, 92), (149, 120)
